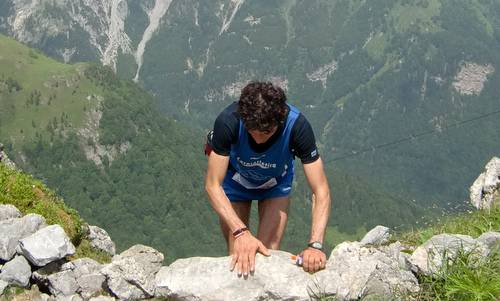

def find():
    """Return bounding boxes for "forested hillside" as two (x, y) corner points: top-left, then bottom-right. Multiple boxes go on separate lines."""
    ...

(0, 34), (427, 261)
(1, 0), (499, 207)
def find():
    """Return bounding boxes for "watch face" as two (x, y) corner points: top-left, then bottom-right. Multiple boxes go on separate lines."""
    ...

(309, 242), (323, 250)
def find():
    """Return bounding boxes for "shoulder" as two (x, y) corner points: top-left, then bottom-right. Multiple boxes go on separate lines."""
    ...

(216, 102), (239, 127)
(291, 113), (311, 133)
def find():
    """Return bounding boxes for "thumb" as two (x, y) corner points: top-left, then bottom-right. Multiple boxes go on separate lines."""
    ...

(258, 242), (271, 256)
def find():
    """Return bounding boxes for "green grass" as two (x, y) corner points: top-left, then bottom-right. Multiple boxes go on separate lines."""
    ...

(390, 0), (442, 33)
(70, 238), (112, 264)
(394, 207), (500, 247)
(0, 286), (27, 301)
(364, 32), (388, 61)
(0, 162), (83, 242)
(415, 246), (500, 301)
(0, 34), (101, 146)
(394, 206), (500, 300)
(0, 161), (110, 263)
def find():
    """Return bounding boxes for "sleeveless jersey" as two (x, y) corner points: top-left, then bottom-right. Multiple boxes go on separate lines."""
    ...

(227, 104), (300, 190)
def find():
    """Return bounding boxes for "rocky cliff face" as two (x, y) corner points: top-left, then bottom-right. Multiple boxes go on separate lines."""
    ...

(1, 0), (133, 68)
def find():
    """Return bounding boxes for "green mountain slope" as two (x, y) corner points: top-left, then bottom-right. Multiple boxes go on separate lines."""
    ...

(3, 0), (498, 207)
(0, 34), (427, 260)
(0, 34), (219, 261)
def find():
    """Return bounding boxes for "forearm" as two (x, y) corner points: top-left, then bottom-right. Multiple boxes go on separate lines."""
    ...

(205, 184), (246, 232)
(309, 188), (331, 243)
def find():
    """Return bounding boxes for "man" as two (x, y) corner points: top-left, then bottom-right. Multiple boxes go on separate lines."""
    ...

(205, 81), (331, 276)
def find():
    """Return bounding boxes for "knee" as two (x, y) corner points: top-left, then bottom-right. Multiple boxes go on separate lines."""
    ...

(260, 234), (282, 250)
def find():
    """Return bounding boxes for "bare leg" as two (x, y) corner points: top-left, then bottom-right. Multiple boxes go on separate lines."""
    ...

(219, 201), (252, 254)
(256, 196), (290, 249)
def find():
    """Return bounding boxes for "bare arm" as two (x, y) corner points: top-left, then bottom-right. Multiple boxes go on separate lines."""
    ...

(303, 157), (331, 244)
(204, 152), (246, 232)
(205, 152), (270, 276)
(300, 157), (331, 273)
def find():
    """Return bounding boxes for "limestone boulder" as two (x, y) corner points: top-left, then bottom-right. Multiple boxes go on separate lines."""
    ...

(0, 205), (21, 221)
(155, 250), (312, 301)
(0, 213), (47, 261)
(1, 279), (9, 296)
(101, 245), (163, 300)
(0, 255), (31, 287)
(18, 224), (76, 266)
(470, 157), (500, 210)
(55, 294), (83, 301)
(360, 225), (391, 246)
(477, 231), (500, 254)
(33, 258), (106, 299)
(87, 225), (115, 256)
(409, 234), (489, 276)
(89, 296), (116, 301)
(315, 242), (419, 300)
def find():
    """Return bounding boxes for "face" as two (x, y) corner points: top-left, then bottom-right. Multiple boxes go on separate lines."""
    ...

(248, 126), (278, 144)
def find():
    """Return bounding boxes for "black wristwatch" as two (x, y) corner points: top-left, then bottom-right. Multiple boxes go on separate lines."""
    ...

(308, 241), (323, 250)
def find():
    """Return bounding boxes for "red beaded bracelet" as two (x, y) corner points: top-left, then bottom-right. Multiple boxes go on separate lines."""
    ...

(232, 227), (248, 239)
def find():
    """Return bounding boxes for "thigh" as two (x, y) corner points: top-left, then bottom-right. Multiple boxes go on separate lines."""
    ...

(219, 201), (252, 247)
(256, 196), (290, 249)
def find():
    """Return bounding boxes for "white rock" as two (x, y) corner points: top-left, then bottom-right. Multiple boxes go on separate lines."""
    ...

(360, 225), (391, 246)
(18, 224), (76, 266)
(0, 214), (47, 261)
(409, 234), (489, 275)
(470, 157), (500, 210)
(101, 244), (163, 300)
(48, 270), (79, 297)
(89, 296), (116, 301)
(155, 250), (311, 301)
(316, 242), (419, 300)
(0, 279), (8, 296)
(477, 231), (500, 252)
(0, 205), (21, 221)
(32, 258), (104, 298)
(57, 258), (105, 299)
(0, 255), (31, 287)
(87, 225), (116, 256)
(55, 294), (83, 301)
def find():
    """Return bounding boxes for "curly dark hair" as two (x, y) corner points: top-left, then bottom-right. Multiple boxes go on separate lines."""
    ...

(237, 81), (288, 132)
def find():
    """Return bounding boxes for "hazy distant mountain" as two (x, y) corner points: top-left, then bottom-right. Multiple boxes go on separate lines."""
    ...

(2, 0), (499, 212)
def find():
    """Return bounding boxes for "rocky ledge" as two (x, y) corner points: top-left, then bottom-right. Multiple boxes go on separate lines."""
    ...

(1, 204), (499, 301)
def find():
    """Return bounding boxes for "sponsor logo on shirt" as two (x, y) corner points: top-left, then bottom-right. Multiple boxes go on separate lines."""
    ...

(236, 156), (277, 169)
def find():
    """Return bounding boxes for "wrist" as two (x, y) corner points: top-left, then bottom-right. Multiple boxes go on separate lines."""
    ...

(232, 227), (249, 239)
(307, 241), (323, 251)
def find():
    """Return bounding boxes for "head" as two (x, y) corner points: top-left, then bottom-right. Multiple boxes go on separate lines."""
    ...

(238, 81), (288, 143)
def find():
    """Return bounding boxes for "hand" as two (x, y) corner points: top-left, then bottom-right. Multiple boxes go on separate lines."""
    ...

(230, 231), (270, 277)
(299, 247), (326, 273)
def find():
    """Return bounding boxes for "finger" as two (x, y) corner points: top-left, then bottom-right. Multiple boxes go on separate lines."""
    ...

(230, 254), (237, 271)
(242, 254), (249, 276)
(302, 253), (310, 272)
(249, 252), (256, 273)
(307, 254), (315, 273)
(258, 242), (271, 256)
(237, 259), (243, 276)
(314, 257), (321, 272)
(320, 254), (327, 269)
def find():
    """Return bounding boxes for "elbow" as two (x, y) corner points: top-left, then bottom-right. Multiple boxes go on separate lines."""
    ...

(204, 179), (218, 197)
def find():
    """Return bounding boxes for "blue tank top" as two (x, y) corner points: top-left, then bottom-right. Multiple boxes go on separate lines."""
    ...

(228, 104), (300, 189)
